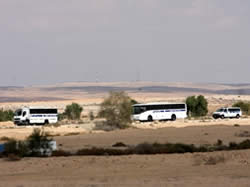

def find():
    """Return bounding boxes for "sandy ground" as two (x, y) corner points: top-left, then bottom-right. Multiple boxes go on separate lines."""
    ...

(1, 120), (250, 186)
(1, 82), (250, 186)
(1, 149), (250, 186)
(1, 117), (250, 143)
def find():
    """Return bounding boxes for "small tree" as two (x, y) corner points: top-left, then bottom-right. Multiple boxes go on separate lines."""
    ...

(233, 101), (250, 115)
(27, 128), (53, 156)
(98, 91), (133, 129)
(0, 109), (14, 122)
(186, 96), (196, 116)
(64, 103), (83, 120)
(186, 95), (208, 117)
(4, 129), (53, 157)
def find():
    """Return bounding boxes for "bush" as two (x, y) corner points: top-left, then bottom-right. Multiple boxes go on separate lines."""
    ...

(112, 142), (127, 147)
(3, 129), (54, 157)
(130, 99), (139, 105)
(4, 139), (29, 157)
(0, 109), (14, 122)
(89, 111), (95, 121)
(52, 150), (71, 157)
(186, 95), (208, 117)
(233, 101), (250, 115)
(58, 113), (66, 121)
(98, 91), (134, 129)
(76, 147), (131, 156)
(26, 128), (53, 156)
(64, 103), (83, 120)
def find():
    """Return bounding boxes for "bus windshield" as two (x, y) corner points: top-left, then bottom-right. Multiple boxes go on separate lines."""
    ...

(15, 109), (22, 116)
(133, 106), (147, 115)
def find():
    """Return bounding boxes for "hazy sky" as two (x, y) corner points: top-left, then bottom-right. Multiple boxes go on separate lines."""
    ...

(0, 0), (250, 86)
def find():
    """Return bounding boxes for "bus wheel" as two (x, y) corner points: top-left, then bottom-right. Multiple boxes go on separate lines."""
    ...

(44, 120), (49, 125)
(236, 114), (240, 119)
(147, 115), (153, 122)
(25, 119), (30, 125)
(171, 114), (176, 121)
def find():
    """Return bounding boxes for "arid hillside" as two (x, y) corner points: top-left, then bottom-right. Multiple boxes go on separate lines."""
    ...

(1, 82), (250, 116)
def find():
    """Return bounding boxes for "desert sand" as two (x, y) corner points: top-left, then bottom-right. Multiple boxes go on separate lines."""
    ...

(1, 82), (250, 186)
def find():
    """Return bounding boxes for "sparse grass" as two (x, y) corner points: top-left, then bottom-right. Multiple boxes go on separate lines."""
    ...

(6, 154), (22, 161)
(235, 131), (250, 137)
(193, 154), (226, 165)
(64, 132), (81, 136)
(112, 142), (127, 147)
(205, 155), (225, 165)
(44, 122), (61, 128)
(46, 133), (61, 137)
(52, 150), (72, 157)
(94, 120), (119, 131)
(0, 136), (11, 142)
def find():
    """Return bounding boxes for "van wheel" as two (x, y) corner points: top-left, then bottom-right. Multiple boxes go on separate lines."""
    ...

(171, 114), (176, 121)
(236, 115), (240, 119)
(221, 115), (225, 119)
(147, 115), (153, 122)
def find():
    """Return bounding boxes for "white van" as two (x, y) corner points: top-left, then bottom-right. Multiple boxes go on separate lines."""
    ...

(212, 107), (242, 119)
(14, 107), (58, 125)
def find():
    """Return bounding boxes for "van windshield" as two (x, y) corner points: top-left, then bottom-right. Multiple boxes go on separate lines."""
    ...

(15, 109), (22, 116)
(216, 109), (224, 112)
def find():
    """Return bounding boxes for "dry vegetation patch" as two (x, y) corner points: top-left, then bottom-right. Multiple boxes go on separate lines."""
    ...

(193, 153), (226, 165)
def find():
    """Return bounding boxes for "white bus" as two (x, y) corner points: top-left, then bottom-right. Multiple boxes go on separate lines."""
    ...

(14, 107), (58, 125)
(132, 102), (187, 121)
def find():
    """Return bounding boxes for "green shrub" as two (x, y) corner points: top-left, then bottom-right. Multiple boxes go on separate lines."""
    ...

(64, 103), (83, 120)
(4, 139), (19, 155)
(26, 128), (53, 156)
(98, 91), (134, 129)
(130, 99), (139, 105)
(0, 109), (14, 122)
(76, 147), (131, 156)
(4, 139), (29, 157)
(233, 101), (250, 115)
(186, 95), (208, 117)
(52, 150), (71, 157)
(58, 113), (66, 121)
(3, 129), (54, 157)
(53, 139), (250, 157)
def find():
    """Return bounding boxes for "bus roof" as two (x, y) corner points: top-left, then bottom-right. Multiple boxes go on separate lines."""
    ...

(21, 106), (57, 109)
(133, 102), (186, 107)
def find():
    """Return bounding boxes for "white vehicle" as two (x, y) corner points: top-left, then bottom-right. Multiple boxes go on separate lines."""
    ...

(132, 102), (187, 121)
(212, 107), (242, 119)
(14, 107), (58, 125)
